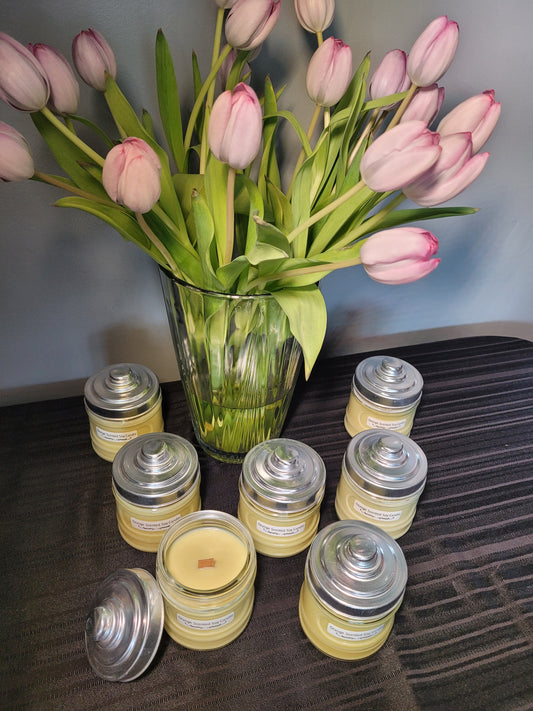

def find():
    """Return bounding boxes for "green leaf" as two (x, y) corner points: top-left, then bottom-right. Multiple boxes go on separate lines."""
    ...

(191, 52), (204, 141)
(258, 76), (281, 199)
(204, 155), (229, 268)
(355, 205), (479, 236)
(216, 255), (250, 291)
(266, 178), (292, 233)
(141, 109), (156, 140)
(264, 109), (313, 157)
(272, 286), (327, 379)
(31, 113), (108, 197)
(156, 29), (186, 172)
(190, 189), (223, 290)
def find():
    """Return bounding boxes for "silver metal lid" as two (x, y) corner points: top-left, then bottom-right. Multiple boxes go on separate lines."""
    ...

(84, 363), (161, 418)
(354, 356), (423, 407)
(344, 430), (427, 498)
(85, 568), (164, 682)
(305, 520), (407, 620)
(240, 438), (326, 513)
(113, 433), (199, 506)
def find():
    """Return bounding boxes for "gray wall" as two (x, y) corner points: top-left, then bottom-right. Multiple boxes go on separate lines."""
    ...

(1, 0), (531, 405)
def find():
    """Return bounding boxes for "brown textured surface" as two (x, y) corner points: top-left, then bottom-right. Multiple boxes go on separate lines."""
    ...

(1, 336), (532, 710)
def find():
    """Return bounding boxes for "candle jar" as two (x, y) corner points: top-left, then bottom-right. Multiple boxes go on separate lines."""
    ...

(112, 433), (201, 552)
(335, 430), (427, 538)
(238, 438), (326, 557)
(299, 520), (407, 660)
(156, 510), (257, 650)
(84, 363), (164, 461)
(344, 356), (423, 437)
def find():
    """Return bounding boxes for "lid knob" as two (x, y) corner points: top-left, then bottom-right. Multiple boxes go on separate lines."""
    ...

(341, 534), (383, 579)
(135, 439), (175, 472)
(267, 444), (299, 478)
(377, 357), (405, 381)
(105, 365), (137, 392)
(371, 435), (408, 467)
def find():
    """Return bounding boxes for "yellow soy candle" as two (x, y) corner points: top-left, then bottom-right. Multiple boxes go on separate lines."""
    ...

(335, 430), (427, 539)
(299, 520), (407, 660)
(156, 510), (257, 650)
(344, 356), (423, 438)
(238, 439), (326, 557)
(112, 433), (201, 552)
(84, 363), (164, 461)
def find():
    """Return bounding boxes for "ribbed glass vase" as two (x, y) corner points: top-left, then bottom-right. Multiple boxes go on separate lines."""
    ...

(161, 271), (302, 463)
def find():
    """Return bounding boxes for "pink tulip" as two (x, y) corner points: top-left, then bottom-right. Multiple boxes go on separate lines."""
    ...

(437, 90), (501, 153)
(0, 121), (34, 181)
(407, 15), (459, 87)
(403, 132), (489, 207)
(294, 0), (335, 33)
(306, 37), (352, 107)
(360, 227), (440, 284)
(29, 44), (80, 115)
(400, 84), (445, 126)
(360, 120), (441, 193)
(369, 50), (410, 108)
(208, 82), (263, 170)
(72, 29), (117, 91)
(0, 32), (49, 111)
(102, 137), (162, 213)
(225, 0), (281, 51)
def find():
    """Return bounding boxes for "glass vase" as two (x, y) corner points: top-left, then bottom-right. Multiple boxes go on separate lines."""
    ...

(161, 271), (302, 463)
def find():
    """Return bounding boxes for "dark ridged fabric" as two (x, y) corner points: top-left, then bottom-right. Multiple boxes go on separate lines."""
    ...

(1, 336), (532, 711)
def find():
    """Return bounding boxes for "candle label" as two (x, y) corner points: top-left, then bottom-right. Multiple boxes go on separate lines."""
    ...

(353, 499), (402, 522)
(256, 520), (306, 537)
(327, 622), (385, 642)
(130, 513), (181, 532)
(95, 425), (138, 443)
(365, 415), (406, 430)
(198, 558), (216, 568)
(177, 612), (234, 631)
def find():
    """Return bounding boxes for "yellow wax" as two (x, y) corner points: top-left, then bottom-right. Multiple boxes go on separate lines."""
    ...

(299, 581), (397, 660)
(166, 527), (247, 590)
(344, 391), (417, 438)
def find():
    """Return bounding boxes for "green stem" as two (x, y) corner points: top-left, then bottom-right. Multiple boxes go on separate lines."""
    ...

(249, 255), (362, 291)
(32, 170), (114, 205)
(387, 83), (417, 130)
(136, 212), (180, 274)
(224, 167), (236, 265)
(339, 193), (406, 244)
(151, 203), (197, 258)
(347, 109), (378, 169)
(286, 179), (366, 245)
(40, 106), (105, 167)
(200, 7), (225, 174)
(183, 43), (233, 155)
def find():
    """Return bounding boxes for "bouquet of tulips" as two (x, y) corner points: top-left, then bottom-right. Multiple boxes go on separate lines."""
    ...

(0, 0), (500, 377)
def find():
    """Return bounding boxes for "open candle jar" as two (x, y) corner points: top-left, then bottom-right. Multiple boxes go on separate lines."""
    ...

(238, 438), (326, 557)
(84, 363), (164, 461)
(299, 520), (407, 660)
(112, 433), (201, 552)
(156, 510), (257, 650)
(335, 429), (427, 538)
(344, 356), (423, 438)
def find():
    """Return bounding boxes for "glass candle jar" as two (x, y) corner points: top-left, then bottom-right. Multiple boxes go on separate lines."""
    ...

(344, 356), (423, 437)
(238, 438), (326, 557)
(299, 520), (407, 660)
(84, 363), (164, 461)
(112, 433), (201, 552)
(156, 510), (257, 650)
(335, 430), (427, 538)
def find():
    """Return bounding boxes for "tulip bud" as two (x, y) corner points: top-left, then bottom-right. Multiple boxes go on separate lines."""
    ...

(437, 90), (501, 154)
(102, 137), (162, 213)
(369, 50), (410, 108)
(400, 84), (445, 126)
(407, 15), (459, 87)
(208, 83), (263, 170)
(360, 120), (441, 193)
(360, 227), (440, 285)
(0, 32), (50, 111)
(403, 132), (489, 207)
(294, 0), (335, 34)
(0, 121), (34, 182)
(306, 37), (352, 107)
(29, 44), (80, 115)
(72, 28), (117, 91)
(225, 0), (281, 51)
